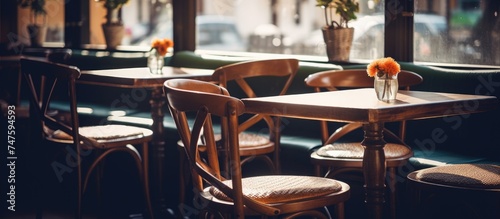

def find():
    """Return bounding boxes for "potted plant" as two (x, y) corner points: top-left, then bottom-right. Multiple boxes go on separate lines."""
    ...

(316, 0), (359, 62)
(95, 0), (129, 49)
(17, 0), (48, 47)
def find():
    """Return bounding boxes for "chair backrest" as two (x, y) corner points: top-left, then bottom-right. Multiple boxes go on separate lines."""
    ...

(211, 58), (299, 136)
(46, 48), (72, 64)
(305, 69), (423, 143)
(20, 58), (98, 151)
(305, 69), (423, 91)
(164, 78), (280, 216)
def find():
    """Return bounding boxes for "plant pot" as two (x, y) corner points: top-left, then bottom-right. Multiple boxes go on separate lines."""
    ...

(102, 23), (124, 49)
(27, 24), (47, 47)
(322, 27), (354, 62)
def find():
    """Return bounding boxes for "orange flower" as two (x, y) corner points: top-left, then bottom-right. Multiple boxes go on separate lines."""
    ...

(151, 38), (174, 56)
(366, 57), (400, 77)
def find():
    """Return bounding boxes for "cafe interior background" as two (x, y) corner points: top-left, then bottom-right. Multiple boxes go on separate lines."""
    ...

(1, 0), (500, 219)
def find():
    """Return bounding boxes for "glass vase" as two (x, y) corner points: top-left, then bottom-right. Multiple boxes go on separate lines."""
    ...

(374, 73), (398, 102)
(148, 49), (164, 74)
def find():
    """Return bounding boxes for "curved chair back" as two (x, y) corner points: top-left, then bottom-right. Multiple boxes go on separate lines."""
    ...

(20, 57), (82, 145)
(212, 58), (298, 131)
(211, 58), (299, 172)
(305, 69), (423, 92)
(46, 48), (72, 64)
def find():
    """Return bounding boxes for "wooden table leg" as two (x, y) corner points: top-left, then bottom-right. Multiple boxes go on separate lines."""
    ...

(361, 122), (387, 219)
(149, 87), (167, 218)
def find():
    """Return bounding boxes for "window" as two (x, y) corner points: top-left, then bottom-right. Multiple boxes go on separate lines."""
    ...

(23, 0), (498, 67)
(415, 0), (500, 66)
(196, 15), (245, 51)
(15, 0), (65, 47)
(190, 0), (499, 67)
(91, 0), (174, 48)
(413, 13), (447, 62)
(128, 0), (174, 46)
(195, 0), (386, 60)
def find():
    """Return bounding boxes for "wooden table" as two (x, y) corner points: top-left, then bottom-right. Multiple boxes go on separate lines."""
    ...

(79, 66), (213, 217)
(242, 88), (498, 219)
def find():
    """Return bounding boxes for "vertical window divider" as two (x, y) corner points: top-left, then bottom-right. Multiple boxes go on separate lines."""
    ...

(384, 0), (414, 62)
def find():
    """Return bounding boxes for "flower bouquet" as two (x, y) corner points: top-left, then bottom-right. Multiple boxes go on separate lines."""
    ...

(148, 38), (173, 74)
(367, 57), (401, 101)
(150, 38), (174, 56)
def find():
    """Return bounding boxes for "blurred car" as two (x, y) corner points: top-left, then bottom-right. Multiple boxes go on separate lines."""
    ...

(298, 13), (447, 61)
(196, 15), (245, 51)
(130, 15), (245, 52)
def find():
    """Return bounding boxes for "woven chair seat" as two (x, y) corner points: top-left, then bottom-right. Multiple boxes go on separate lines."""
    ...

(52, 124), (151, 140)
(316, 142), (412, 159)
(210, 175), (342, 203)
(214, 133), (271, 147)
(414, 164), (500, 189)
(238, 133), (271, 147)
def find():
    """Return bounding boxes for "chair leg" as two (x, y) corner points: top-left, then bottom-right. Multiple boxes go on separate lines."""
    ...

(83, 150), (110, 194)
(77, 156), (83, 219)
(388, 167), (397, 219)
(314, 164), (322, 177)
(94, 151), (105, 215)
(179, 146), (187, 206)
(334, 202), (345, 219)
(101, 144), (154, 219)
(141, 142), (154, 219)
(408, 186), (421, 219)
(81, 146), (152, 218)
(35, 167), (46, 219)
(35, 151), (51, 219)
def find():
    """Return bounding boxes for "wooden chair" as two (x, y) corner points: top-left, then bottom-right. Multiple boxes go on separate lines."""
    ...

(305, 69), (423, 219)
(406, 164), (500, 219)
(165, 78), (350, 218)
(177, 58), (299, 205)
(211, 58), (299, 173)
(20, 58), (154, 219)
